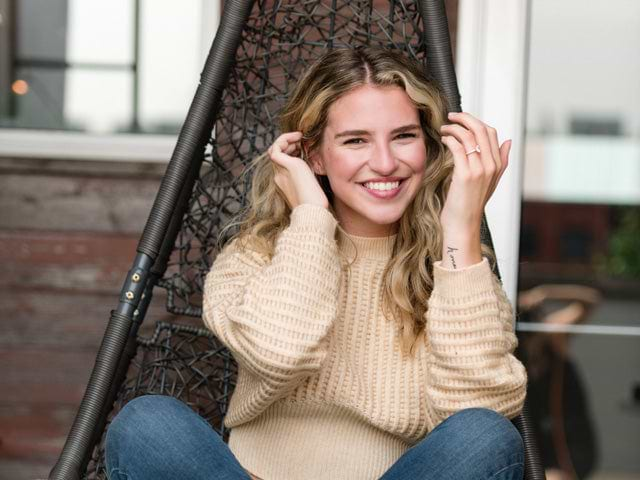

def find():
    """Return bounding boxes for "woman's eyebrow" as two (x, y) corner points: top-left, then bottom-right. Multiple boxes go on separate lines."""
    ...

(390, 124), (421, 134)
(334, 129), (369, 139)
(334, 124), (421, 139)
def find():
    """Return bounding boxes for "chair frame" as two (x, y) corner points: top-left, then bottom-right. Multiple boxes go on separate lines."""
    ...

(49, 1), (545, 479)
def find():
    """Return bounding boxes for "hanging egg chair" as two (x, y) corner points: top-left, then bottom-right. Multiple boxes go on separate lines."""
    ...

(49, 1), (544, 479)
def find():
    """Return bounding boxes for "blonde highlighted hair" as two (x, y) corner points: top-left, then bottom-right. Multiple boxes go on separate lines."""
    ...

(219, 47), (494, 355)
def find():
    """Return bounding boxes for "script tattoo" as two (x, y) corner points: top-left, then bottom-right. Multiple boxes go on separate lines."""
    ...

(446, 246), (459, 269)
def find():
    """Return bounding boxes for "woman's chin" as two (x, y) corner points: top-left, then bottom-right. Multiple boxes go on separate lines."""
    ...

(333, 197), (409, 234)
(358, 213), (404, 232)
(364, 206), (406, 225)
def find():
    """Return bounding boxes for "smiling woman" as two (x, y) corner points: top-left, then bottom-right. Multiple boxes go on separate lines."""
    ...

(104, 46), (527, 480)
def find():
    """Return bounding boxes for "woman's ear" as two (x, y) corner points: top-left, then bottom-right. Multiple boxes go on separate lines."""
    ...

(308, 150), (327, 175)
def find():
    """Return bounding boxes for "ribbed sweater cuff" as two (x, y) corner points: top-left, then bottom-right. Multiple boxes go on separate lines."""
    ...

(290, 203), (338, 237)
(432, 257), (494, 299)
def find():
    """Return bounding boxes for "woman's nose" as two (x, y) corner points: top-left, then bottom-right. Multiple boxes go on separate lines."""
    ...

(369, 142), (398, 175)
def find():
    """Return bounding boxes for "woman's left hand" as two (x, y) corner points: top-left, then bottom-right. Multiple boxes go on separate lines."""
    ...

(438, 112), (511, 268)
(440, 112), (511, 232)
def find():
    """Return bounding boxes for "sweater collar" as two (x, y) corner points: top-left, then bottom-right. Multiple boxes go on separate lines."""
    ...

(337, 229), (398, 261)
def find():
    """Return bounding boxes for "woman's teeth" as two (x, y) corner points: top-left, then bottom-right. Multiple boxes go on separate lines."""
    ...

(363, 181), (400, 191)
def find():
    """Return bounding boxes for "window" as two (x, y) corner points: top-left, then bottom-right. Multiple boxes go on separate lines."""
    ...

(0, 0), (219, 160)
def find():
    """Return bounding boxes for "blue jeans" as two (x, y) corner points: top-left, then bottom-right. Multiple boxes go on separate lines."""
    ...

(105, 395), (524, 480)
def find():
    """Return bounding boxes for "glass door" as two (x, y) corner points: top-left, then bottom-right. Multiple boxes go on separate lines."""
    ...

(518, 1), (640, 478)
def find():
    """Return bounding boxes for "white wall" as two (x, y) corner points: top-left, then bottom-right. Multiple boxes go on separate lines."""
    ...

(526, 0), (640, 137)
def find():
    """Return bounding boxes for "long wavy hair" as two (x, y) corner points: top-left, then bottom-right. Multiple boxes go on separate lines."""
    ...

(219, 47), (495, 355)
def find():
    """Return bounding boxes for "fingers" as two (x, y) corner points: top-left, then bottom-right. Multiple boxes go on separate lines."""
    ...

(484, 127), (502, 199)
(499, 139), (511, 175)
(445, 112), (494, 177)
(491, 139), (511, 196)
(486, 125), (501, 170)
(440, 112), (511, 202)
(440, 122), (492, 184)
(441, 113), (510, 173)
(270, 131), (303, 155)
(268, 131), (304, 168)
(440, 134), (469, 176)
(440, 123), (483, 178)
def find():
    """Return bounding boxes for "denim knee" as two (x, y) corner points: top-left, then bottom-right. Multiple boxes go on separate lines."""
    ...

(107, 396), (189, 442)
(104, 395), (249, 480)
(105, 395), (208, 469)
(442, 408), (524, 463)
(380, 408), (524, 480)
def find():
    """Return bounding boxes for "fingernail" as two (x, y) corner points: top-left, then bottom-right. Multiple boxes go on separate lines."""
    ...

(447, 112), (454, 118)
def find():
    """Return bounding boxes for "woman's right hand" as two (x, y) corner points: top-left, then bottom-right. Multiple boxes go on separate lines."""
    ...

(268, 131), (329, 210)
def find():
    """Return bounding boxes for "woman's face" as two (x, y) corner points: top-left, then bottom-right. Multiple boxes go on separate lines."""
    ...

(310, 84), (427, 237)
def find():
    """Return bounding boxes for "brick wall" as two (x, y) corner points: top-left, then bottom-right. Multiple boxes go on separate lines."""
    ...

(0, 157), (185, 478)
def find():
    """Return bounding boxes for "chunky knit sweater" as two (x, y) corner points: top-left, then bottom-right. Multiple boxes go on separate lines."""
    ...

(202, 203), (527, 480)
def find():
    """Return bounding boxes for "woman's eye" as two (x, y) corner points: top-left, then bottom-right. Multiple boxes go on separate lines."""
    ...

(396, 132), (417, 140)
(344, 138), (365, 145)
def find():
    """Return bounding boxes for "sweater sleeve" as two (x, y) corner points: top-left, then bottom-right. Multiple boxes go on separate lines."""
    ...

(202, 203), (342, 397)
(424, 257), (528, 425)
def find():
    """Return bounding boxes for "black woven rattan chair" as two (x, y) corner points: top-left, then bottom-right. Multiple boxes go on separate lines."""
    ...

(49, 1), (545, 479)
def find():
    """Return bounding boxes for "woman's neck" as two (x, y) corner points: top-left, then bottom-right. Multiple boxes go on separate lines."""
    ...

(331, 200), (399, 237)
(337, 229), (397, 261)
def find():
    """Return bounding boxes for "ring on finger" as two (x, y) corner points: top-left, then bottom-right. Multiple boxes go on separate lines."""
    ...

(465, 144), (481, 156)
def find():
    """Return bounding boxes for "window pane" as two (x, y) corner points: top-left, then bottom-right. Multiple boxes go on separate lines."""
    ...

(138, 0), (202, 133)
(64, 69), (132, 133)
(4, 66), (66, 130)
(15, 0), (68, 60)
(66, 0), (134, 65)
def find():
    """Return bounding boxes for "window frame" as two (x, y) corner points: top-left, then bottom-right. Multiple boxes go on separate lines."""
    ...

(456, 0), (531, 303)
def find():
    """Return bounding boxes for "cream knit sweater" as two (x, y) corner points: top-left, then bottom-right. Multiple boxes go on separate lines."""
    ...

(202, 203), (527, 480)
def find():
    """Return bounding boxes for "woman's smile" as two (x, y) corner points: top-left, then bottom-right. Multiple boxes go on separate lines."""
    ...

(358, 178), (408, 199)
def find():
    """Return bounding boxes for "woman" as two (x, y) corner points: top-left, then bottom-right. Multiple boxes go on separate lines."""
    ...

(105, 47), (527, 480)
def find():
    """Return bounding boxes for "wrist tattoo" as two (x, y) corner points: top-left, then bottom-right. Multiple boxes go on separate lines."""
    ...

(446, 246), (458, 269)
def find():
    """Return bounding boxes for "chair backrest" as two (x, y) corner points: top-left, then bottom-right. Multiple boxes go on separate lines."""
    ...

(160, 0), (432, 319)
